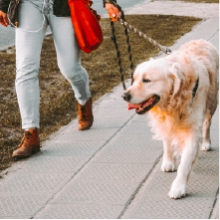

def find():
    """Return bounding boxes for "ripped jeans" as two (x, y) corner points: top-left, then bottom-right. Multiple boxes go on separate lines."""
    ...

(15, 0), (91, 129)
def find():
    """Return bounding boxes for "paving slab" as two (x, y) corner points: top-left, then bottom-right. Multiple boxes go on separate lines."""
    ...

(211, 194), (219, 219)
(0, 1), (219, 219)
(123, 0), (219, 19)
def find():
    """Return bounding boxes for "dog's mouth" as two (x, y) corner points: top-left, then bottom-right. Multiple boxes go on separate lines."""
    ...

(128, 95), (160, 114)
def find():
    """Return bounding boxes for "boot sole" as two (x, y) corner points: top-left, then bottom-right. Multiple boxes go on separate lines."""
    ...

(78, 121), (93, 130)
(12, 146), (41, 159)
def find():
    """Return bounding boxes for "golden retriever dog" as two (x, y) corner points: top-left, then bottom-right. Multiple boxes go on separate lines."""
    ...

(122, 39), (219, 199)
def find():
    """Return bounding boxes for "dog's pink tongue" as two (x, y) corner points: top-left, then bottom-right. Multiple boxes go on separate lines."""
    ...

(128, 103), (141, 110)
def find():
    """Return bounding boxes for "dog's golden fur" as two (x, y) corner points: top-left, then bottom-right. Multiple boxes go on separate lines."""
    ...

(123, 39), (219, 199)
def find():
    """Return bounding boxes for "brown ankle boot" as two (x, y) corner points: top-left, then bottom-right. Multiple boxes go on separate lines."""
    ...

(78, 97), (94, 130)
(12, 128), (40, 158)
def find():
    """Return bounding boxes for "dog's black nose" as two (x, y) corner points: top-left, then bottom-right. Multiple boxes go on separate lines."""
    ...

(122, 92), (131, 101)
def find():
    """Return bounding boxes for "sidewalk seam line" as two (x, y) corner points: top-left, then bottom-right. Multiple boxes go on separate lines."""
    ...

(118, 153), (162, 219)
(209, 188), (219, 219)
(208, 29), (219, 42)
(33, 112), (136, 218)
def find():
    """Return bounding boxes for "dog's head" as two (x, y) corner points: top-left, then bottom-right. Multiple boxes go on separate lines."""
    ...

(122, 58), (182, 114)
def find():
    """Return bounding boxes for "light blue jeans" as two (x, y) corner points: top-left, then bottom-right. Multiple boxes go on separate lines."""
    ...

(15, 0), (91, 129)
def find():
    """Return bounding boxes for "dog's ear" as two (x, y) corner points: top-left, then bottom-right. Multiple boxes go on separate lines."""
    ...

(170, 64), (182, 97)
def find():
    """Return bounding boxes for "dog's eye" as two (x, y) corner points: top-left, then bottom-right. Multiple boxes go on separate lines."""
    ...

(143, 79), (151, 83)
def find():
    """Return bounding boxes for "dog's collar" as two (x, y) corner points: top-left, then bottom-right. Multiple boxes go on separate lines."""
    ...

(192, 78), (199, 98)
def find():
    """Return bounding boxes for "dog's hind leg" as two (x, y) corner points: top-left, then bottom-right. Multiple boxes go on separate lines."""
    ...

(168, 133), (199, 199)
(161, 140), (177, 172)
(201, 113), (212, 151)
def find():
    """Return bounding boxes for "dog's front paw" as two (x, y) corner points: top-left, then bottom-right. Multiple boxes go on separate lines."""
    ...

(201, 140), (211, 151)
(161, 160), (176, 172)
(168, 180), (186, 199)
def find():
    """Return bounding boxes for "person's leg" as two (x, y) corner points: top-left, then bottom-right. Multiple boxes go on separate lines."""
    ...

(48, 13), (90, 105)
(48, 11), (93, 130)
(15, 0), (48, 129)
(13, 0), (48, 158)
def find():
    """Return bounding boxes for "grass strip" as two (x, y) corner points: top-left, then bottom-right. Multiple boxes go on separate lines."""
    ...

(0, 14), (201, 171)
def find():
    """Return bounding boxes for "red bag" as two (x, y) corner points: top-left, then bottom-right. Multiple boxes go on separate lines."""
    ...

(68, 0), (104, 53)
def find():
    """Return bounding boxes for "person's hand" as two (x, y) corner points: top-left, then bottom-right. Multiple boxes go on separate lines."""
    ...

(0, 11), (9, 26)
(105, 3), (120, 22)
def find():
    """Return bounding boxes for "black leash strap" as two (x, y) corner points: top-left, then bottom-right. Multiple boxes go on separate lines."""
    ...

(106, 1), (171, 90)
(107, 1), (134, 90)
(192, 78), (199, 98)
(110, 21), (127, 90)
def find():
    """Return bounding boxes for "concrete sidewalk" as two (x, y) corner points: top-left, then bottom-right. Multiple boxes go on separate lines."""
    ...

(0, 1), (219, 219)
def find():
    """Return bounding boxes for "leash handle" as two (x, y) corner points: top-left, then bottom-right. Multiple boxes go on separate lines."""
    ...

(109, 1), (135, 90)
(107, 1), (171, 91)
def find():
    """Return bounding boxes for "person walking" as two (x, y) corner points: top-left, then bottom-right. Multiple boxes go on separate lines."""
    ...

(0, 0), (120, 158)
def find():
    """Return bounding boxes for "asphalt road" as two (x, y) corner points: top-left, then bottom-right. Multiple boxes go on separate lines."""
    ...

(0, 26), (15, 51)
